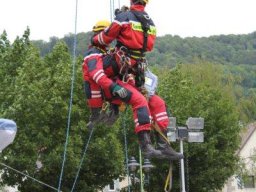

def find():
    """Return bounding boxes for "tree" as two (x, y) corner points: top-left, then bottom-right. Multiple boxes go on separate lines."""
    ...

(0, 38), (124, 191)
(143, 62), (241, 191)
(0, 28), (31, 115)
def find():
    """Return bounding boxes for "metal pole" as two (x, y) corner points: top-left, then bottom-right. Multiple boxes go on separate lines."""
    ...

(139, 148), (144, 192)
(180, 139), (186, 192)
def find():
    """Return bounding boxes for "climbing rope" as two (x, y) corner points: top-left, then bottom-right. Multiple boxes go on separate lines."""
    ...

(164, 161), (173, 192)
(152, 123), (174, 191)
(118, 0), (121, 9)
(110, 0), (114, 22)
(70, 127), (94, 192)
(57, 0), (79, 191)
(0, 162), (59, 191)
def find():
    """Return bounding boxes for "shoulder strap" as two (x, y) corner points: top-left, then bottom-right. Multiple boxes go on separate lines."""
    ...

(131, 10), (151, 53)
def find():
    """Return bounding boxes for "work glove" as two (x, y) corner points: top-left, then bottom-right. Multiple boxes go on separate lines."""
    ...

(112, 85), (128, 98)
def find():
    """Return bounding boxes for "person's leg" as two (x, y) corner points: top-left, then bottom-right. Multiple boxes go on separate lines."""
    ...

(149, 95), (183, 160)
(83, 80), (108, 127)
(83, 55), (115, 127)
(116, 80), (162, 159)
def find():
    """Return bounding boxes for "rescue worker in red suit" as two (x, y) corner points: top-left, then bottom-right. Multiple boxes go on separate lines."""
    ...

(83, 19), (163, 159)
(83, 20), (120, 126)
(89, 0), (183, 160)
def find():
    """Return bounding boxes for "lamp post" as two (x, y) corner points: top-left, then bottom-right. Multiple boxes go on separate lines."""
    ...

(142, 159), (154, 191)
(167, 117), (205, 192)
(128, 156), (154, 191)
(128, 156), (139, 190)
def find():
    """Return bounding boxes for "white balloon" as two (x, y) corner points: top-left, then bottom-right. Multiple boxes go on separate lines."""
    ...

(0, 119), (17, 152)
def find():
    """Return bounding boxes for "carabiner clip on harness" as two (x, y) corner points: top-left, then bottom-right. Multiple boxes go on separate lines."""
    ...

(116, 46), (132, 83)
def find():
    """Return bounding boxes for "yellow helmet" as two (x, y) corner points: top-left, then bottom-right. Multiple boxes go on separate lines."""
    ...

(92, 20), (111, 32)
(131, 0), (148, 4)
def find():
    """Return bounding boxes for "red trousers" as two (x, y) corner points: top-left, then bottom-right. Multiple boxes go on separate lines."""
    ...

(83, 52), (170, 133)
(148, 95), (169, 132)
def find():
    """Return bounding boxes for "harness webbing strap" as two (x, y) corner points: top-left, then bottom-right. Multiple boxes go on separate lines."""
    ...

(131, 10), (151, 53)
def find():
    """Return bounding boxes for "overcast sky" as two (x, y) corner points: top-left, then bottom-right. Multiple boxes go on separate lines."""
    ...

(0, 0), (256, 42)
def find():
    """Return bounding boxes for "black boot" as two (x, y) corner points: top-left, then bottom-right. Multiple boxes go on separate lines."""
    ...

(103, 104), (119, 126)
(138, 130), (162, 159)
(156, 130), (184, 160)
(87, 108), (106, 129)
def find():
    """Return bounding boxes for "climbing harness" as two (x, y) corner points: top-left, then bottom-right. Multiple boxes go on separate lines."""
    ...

(116, 46), (132, 78)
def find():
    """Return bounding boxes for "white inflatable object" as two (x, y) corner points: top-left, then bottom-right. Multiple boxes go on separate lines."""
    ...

(0, 119), (17, 152)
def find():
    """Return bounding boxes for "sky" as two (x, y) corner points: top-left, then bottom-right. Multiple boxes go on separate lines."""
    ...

(0, 0), (256, 42)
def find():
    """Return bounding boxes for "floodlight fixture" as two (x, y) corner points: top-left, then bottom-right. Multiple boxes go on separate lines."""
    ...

(186, 117), (204, 130)
(167, 131), (177, 142)
(177, 127), (188, 140)
(167, 117), (176, 130)
(188, 132), (204, 143)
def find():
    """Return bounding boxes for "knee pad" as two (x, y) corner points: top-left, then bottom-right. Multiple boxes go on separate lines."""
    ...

(137, 106), (150, 125)
(84, 81), (91, 99)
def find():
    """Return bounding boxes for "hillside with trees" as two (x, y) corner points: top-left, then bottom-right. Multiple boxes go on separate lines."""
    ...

(33, 31), (256, 66)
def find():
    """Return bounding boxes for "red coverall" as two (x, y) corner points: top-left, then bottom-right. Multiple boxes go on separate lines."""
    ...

(82, 46), (114, 108)
(83, 47), (152, 133)
(85, 4), (169, 133)
(92, 4), (156, 69)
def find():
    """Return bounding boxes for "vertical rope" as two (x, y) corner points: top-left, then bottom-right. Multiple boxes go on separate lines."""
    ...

(112, 0), (115, 12)
(139, 148), (144, 192)
(110, 0), (113, 22)
(57, 0), (79, 191)
(118, 0), (121, 9)
(122, 109), (131, 192)
(70, 128), (94, 192)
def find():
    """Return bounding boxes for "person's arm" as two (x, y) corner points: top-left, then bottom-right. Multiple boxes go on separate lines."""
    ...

(92, 14), (124, 46)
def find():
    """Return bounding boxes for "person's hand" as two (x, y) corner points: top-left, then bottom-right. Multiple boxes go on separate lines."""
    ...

(112, 85), (128, 98)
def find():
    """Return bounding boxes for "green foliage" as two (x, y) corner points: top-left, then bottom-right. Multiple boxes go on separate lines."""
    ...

(1, 28), (255, 192)
(145, 62), (241, 191)
(0, 34), (124, 191)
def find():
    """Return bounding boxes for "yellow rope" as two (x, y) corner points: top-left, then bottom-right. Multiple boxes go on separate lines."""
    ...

(152, 123), (173, 192)
(152, 123), (169, 144)
(164, 162), (173, 192)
